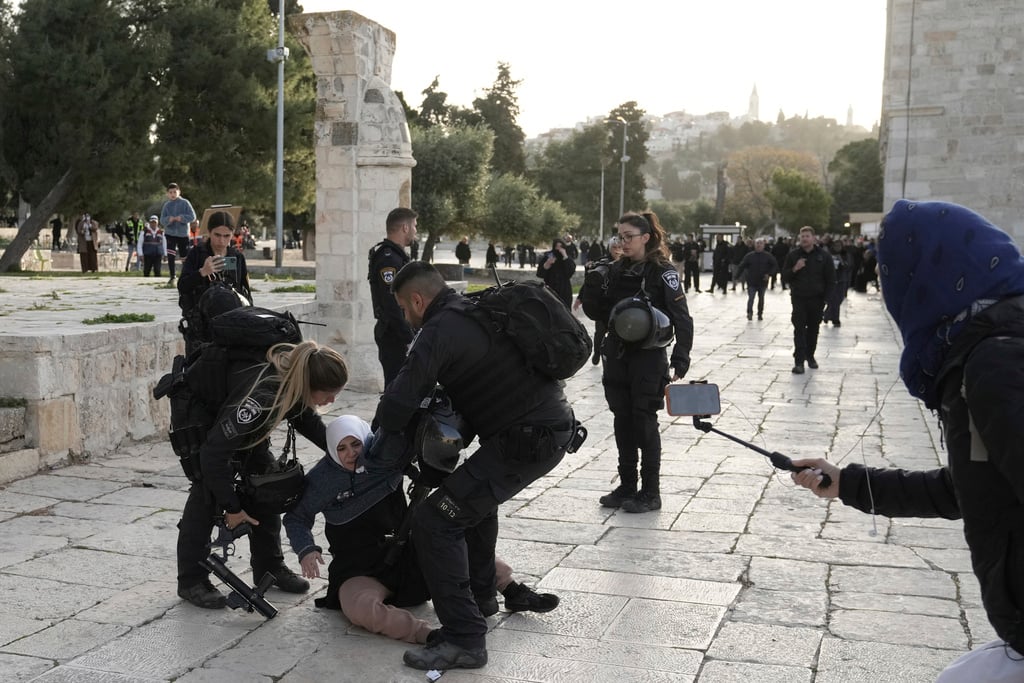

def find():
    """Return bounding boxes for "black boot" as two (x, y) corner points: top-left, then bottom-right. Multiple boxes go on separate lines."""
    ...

(599, 483), (637, 508)
(621, 491), (661, 513)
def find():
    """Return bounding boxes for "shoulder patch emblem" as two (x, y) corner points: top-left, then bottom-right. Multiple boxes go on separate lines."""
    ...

(662, 269), (681, 291)
(236, 397), (262, 425)
(380, 267), (397, 284)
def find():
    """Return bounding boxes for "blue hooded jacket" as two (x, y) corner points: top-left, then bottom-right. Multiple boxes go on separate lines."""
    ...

(877, 199), (1024, 408)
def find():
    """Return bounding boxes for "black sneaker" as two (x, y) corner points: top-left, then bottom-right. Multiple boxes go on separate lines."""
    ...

(403, 640), (488, 670)
(621, 491), (661, 513)
(177, 580), (226, 609)
(502, 581), (560, 613)
(599, 485), (637, 508)
(792, 364), (805, 374)
(807, 358), (819, 369)
(260, 566), (310, 594)
(747, 312), (753, 321)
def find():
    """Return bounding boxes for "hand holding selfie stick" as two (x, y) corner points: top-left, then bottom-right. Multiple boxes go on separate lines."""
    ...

(670, 381), (832, 490)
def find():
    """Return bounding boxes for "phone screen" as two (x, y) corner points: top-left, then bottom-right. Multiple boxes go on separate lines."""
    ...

(665, 383), (721, 416)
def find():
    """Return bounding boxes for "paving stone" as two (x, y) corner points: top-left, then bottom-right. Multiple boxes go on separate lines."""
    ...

(698, 660), (812, 683)
(599, 526), (738, 554)
(830, 565), (956, 599)
(560, 544), (747, 583)
(87, 486), (188, 510)
(6, 548), (174, 590)
(605, 597), (725, 649)
(0, 613), (50, 647)
(0, 489), (60, 513)
(0, 513), (118, 541)
(27, 665), (171, 682)
(47, 502), (154, 524)
(831, 591), (960, 618)
(176, 668), (273, 683)
(495, 538), (572, 580)
(911, 546), (974, 573)
(497, 517), (606, 546)
(76, 510), (181, 560)
(2, 619), (129, 661)
(964, 606), (998, 644)
(706, 622), (823, 667)
(0, 574), (119, 620)
(830, 609), (967, 650)
(486, 628), (703, 676)
(279, 631), (435, 682)
(746, 557), (828, 591)
(511, 487), (615, 525)
(0, 653), (56, 682)
(815, 637), (957, 682)
(539, 567), (739, 606)
(74, 581), (177, 626)
(4, 475), (125, 502)
(735, 533), (929, 568)
(0, 532), (68, 569)
(730, 588), (826, 627)
(671, 511), (749, 533)
(497, 589), (628, 639)
(68, 619), (250, 679)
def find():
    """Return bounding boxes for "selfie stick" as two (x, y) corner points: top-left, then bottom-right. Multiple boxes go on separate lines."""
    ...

(691, 416), (833, 488)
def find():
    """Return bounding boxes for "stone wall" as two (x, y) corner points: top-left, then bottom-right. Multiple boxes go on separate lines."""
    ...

(881, 1), (1024, 238)
(0, 301), (318, 485)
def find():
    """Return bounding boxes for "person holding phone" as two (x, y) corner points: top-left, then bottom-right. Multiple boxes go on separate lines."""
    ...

(177, 210), (252, 354)
(781, 226), (835, 374)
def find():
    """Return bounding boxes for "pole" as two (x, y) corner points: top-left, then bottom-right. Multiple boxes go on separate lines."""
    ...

(617, 118), (629, 219)
(274, 5), (285, 270)
(599, 166), (605, 245)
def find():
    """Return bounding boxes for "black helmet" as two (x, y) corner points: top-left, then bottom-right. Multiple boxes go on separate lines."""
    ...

(414, 393), (469, 473)
(608, 297), (673, 349)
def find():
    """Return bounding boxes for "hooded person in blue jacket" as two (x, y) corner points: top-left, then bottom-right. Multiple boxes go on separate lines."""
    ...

(792, 200), (1024, 682)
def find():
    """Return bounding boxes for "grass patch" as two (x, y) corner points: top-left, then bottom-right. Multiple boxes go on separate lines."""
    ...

(261, 273), (294, 282)
(271, 284), (315, 293)
(82, 312), (156, 325)
(0, 397), (27, 408)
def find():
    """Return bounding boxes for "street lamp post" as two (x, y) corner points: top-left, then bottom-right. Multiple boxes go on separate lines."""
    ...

(599, 166), (605, 245)
(610, 116), (629, 219)
(267, 1), (289, 270)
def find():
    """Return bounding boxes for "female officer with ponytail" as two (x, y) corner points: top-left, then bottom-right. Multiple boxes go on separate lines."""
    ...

(175, 340), (348, 609)
(580, 212), (694, 513)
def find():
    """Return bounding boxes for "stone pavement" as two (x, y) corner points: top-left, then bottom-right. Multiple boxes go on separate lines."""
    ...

(0, 279), (983, 682)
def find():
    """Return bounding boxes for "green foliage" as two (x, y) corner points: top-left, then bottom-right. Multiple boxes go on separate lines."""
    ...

(724, 146), (822, 232)
(0, 397), (28, 408)
(606, 102), (649, 216)
(82, 312), (156, 325)
(828, 138), (883, 229)
(270, 283), (314, 293)
(410, 123), (492, 258)
(472, 63), (526, 176)
(648, 199), (716, 237)
(766, 168), (832, 232)
(482, 174), (577, 246)
(533, 125), (608, 236)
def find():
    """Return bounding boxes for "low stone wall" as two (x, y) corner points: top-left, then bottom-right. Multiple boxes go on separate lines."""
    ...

(0, 300), (318, 485)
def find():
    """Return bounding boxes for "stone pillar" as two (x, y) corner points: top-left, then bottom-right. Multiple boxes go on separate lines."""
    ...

(289, 11), (414, 392)
(881, 1), (1024, 240)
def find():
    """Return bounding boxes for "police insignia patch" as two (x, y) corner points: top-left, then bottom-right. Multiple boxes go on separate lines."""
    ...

(236, 397), (262, 425)
(380, 267), (397, 284)
(662, 270), (681, 291)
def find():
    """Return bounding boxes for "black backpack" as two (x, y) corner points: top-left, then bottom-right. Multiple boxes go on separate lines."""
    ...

(462, 281), (592, 380)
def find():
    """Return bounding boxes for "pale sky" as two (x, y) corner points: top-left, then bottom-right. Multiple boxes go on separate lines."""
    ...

(300, 0), (889, 137)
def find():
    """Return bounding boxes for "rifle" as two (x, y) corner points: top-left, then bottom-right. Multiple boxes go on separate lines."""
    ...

(199, 520), (279, 619)
(382, 477), (432, 569)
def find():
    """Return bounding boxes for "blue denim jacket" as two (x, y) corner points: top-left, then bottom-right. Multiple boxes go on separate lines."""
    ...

(283, 433), (404, 560)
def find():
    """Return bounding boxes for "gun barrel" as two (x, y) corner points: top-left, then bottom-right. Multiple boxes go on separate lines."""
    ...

(200, 554), (278, 619)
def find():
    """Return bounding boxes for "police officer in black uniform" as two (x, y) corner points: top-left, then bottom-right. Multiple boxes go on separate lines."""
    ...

(580, 212), (694, 513)
(781, 226), (836, 374)
(368, 208), (417, 387)
(376, 262), (575, 671)
(175, 341), (348, 609)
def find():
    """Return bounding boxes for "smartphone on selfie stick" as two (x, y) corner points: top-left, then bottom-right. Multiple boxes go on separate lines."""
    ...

(666, 381), (832, 488)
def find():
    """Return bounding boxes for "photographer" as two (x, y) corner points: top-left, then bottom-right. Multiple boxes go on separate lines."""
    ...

(536, 237), (576, 308)
(790, 200), (1024, 682)
(175, 340), (348, 609)
(177, 211), (252, 355)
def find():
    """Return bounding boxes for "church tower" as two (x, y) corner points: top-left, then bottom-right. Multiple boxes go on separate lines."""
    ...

(748, 84), (759, 121)
(847, 104), (854, 128)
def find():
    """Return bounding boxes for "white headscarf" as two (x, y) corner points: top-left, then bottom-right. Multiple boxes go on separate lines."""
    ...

(325, 415), (372, 467)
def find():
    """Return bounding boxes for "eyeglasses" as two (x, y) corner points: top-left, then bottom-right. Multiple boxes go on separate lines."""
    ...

(617, 232), (645, 243)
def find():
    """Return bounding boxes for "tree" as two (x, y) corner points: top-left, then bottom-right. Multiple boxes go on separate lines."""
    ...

(472, 62), (526, 176)
(409, 123), (492, 262)
(606, 101), (648, 216)
(482, 173), (577, 246)
(765, 168), (831, 232)
(722, 146), (821, 232)
(828, 138), (883, 230)
(659, 160), (685, 201)
(152, 0), (314, 216)
(0, 0), (163, 271)
(532, 124), (607, 236)
(417, 76), (475, 128)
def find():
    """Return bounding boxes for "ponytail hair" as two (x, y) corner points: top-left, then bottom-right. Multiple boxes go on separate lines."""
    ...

(239, 340), (349, 444)
(618, 211), (670, 264)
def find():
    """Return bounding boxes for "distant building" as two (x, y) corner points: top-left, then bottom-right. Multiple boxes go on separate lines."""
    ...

(749, 85), (759, 121)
